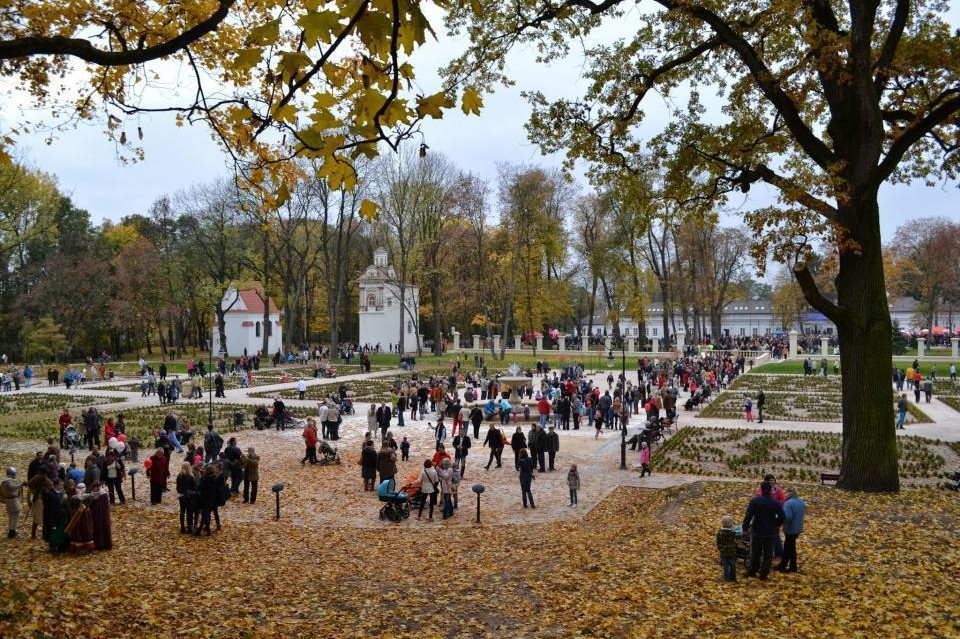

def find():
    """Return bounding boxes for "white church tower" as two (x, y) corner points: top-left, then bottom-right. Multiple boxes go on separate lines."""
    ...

(358, 248), (420, 353)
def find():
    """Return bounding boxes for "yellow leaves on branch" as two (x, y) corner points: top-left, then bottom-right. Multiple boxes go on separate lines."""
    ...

(298, 10), (343, 45)
(416, 91), (455, 119)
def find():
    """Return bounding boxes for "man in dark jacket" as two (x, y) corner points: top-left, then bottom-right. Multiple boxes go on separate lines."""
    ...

(528, 424), (545, 472)
(452, 432), (471, 478)
(483, 425), (503, 470)
(742, 481), (785, 580)
(273, 397), (288, 431)
(756, 390), (766, 424)
(545, 426), (560, 471)
(204, 425), (223, 464)
(469, 406), (484, 439)
(223, 437), (243, 495)
(376, 402), (392, 439)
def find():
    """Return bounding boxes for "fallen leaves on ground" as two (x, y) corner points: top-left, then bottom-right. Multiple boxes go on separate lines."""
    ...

(0, 470), (958, 638)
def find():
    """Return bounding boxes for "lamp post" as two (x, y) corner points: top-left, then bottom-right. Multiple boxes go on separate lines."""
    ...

(272, 482), (285, 520)
(206, 339), (214, 432)
(472, 483), (485, 523)
(128, 467), (139, 501)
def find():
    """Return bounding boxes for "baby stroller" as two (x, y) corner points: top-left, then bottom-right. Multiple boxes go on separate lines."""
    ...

(318, 440), (341, 465)
(331, 394), (355, 415)
(377, 479), (412, 523)
(63, 425), (81, 450)
(735, 527), (751, 566)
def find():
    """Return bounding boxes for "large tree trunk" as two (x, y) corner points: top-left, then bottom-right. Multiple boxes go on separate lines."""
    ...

(799, 198), (898, 492)
(835, 204), (898, 492)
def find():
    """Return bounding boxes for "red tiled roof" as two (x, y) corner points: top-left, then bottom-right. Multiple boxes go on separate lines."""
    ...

(227, 289), (279, 314)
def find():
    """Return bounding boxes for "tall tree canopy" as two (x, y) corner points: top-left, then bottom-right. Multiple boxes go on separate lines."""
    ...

(444, 1), (960, 492)
(0, 0), (478, 211)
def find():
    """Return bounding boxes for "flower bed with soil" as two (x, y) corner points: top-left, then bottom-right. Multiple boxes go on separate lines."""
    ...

(652, 426), (958, 486)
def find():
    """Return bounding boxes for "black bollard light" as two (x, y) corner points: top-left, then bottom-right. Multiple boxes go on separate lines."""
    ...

(128, 467), (139, 501)
(472, 483), (485, 523)
(272, 483), (285, 520)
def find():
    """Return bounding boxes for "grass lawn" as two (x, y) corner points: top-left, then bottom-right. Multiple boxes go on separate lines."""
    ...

(752, 359), (955, 376)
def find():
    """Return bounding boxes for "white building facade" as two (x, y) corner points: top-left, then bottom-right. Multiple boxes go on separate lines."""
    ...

(582, 297), (928, 340)
(211, 286), (282, 357)
(358, 248), (420, 353)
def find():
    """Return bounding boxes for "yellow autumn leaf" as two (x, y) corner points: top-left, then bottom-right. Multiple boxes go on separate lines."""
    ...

(359, 198), (378, 221)
(234, 48), (263, 72)
(298, 10), (342, 45)
(272, 104), (298, 125)
(416, 91), (454, 119)
(245, 19), (280, 47)
(461, 86), (484, 116)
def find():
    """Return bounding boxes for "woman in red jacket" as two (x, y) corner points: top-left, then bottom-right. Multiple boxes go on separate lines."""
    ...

(146, 449), (169, 505)
(103, 417), (117, 447)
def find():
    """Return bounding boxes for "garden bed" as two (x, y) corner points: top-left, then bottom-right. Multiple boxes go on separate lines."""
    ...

(699, 389), (932, 423)
(652, 426), (959, 486)
(0, 392), (122, 415)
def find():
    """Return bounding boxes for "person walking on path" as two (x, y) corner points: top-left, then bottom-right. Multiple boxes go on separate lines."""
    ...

(779, 486), (806, 573)
(437, 459), (455, 519)
(744, 396), (754, 422)
(204, 425), (223, 464)
(360, 440), (378, 491)
(416, 460), (439, 520)
(302, 418), (319, 465)
(452, 431), (471, 479)
(567, 463), (580, 507)
(896, 394), (908, 429)
(297, 378), (307, 400)
(518, 449), (535, 508)
(376, 402), (392, 440)
(469, 405), (483, 439)
(639, 443), (651, 477)
(483, 424), (504, 470)
(546, 426), (560, 471)
(377, 442), (398, 486)
(2, 467), (23, 538)
(510, 426), (526, 470)
(756, 390), (765, 424)
(742, 481), (785, 580)
(147, 449), (169, 505)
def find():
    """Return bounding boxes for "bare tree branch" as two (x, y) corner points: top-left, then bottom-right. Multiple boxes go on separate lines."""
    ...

(0, 0), (236, 65)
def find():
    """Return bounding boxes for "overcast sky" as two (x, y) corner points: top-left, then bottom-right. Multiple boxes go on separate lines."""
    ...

(2, 5), (958, 242)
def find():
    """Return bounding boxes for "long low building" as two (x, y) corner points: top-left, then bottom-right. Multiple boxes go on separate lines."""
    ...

(582, 296), (931, 341)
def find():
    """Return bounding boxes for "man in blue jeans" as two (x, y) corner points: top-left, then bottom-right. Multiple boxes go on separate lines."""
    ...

(896, 394), (908, 429)
(742, 480), (785, 580)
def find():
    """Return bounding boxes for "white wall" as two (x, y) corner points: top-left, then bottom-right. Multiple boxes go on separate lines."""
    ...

(211, 312), (282, 357)
(359, 287), (419, 353)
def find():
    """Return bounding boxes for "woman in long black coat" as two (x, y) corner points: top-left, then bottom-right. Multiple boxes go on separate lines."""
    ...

(361, 441), (378, 491)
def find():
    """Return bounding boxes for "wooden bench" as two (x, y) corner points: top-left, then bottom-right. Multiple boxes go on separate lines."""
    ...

(820, 472), (840, 485)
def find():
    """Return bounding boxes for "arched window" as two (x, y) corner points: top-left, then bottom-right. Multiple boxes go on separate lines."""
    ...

(255, 322), (261, 337)
(366, 294), (376, 308)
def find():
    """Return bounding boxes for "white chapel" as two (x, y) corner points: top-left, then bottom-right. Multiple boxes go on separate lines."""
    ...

(358, 248), (420, 353)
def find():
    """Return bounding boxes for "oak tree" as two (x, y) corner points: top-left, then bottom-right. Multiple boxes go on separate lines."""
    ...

(446, 0), (960, 492)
